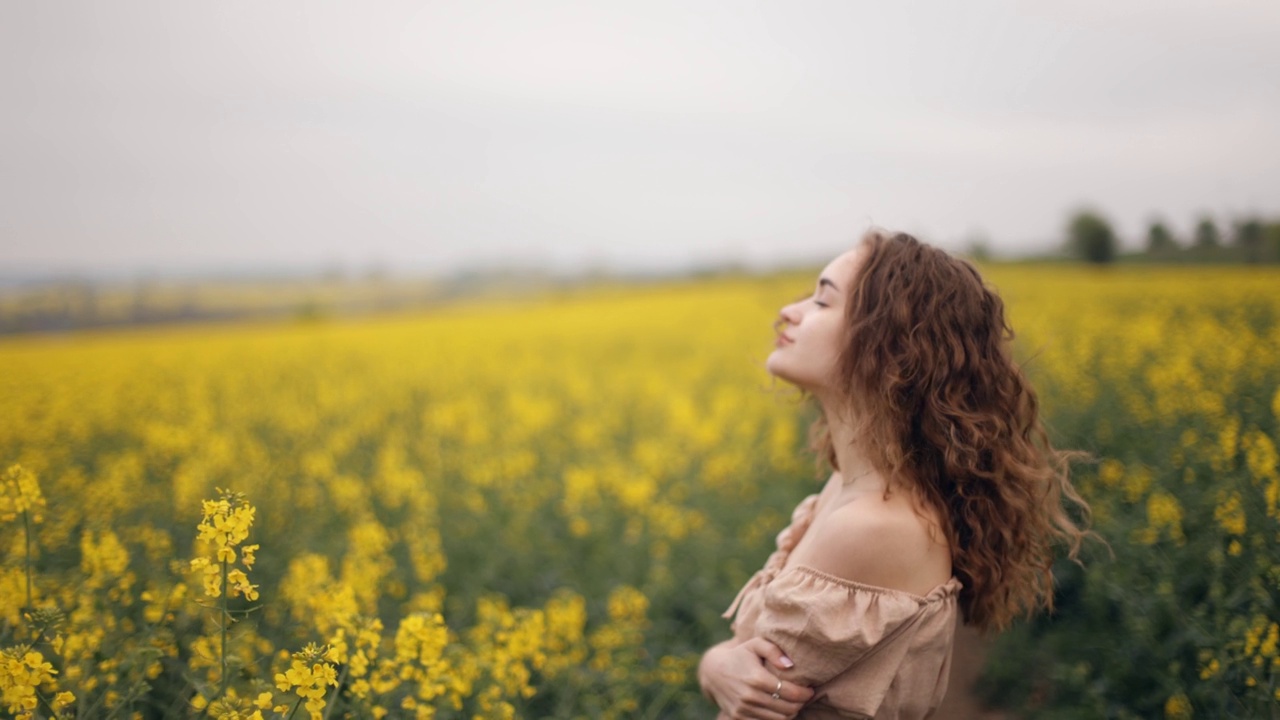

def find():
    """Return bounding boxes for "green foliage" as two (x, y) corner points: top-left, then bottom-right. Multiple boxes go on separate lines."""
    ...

(1233, 219), (1266, 263)
(1131, 214), (1280, 264)
(1066, 209), (1118, 264)
(1146, 220), (1178, 254)
(1268, 223), (1280, 260)
(1194, 215), (1221, 249)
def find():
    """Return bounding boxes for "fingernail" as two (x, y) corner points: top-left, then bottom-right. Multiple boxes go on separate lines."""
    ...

(781, 655), (794, 668)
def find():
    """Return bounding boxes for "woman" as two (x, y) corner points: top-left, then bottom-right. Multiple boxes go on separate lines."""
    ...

(698, 229), (1093, 719)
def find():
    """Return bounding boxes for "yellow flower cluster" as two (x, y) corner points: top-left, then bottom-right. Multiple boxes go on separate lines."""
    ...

(1136, 491), (1185, 546)
(273, 643), (339, 720)
(1243, 617), (1280, 670)
(193, 686), (265, 719)
(0, 648), (73, 720)
(541, 589), (587, 677)
(470, 597), (547, 703)
(327, 615), (383, 700)
(0, 465), (45, 524)
(392, 612), (453, 707)
(189, 489), (259, 601)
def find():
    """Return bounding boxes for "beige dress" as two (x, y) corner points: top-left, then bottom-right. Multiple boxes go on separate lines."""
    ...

(721, 494), (962, 720)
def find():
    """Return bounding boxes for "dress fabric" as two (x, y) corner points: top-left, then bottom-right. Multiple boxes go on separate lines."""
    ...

(721, 494), (962, 720)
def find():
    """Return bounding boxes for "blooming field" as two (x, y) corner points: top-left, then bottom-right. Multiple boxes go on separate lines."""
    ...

(0, 264), (1277, 718)
(976, 266), (1280, 718)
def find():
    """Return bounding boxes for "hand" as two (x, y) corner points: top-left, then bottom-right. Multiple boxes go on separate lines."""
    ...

(699, 637), (815, 720)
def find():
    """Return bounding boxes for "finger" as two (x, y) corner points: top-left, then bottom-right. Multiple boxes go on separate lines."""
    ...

(750, 668), (813, 704)
(776, 679), (815, 703)
(761, 687), (807, 714)
(744, 637), (796, 671)
(743, 679), (807, 716)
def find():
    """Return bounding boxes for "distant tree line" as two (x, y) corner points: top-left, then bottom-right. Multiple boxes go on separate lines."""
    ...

(1065, 208), (1280, 264)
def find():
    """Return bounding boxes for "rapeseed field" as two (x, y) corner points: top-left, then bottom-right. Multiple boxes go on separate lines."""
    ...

(1, 264), (1277, 718)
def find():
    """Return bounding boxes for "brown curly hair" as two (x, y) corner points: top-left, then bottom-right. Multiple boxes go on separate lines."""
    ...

(809, 228), (1094, 632)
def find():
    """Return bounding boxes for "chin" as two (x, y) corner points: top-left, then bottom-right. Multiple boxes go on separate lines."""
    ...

(764, 353), (786, 378)
(767, 360), (825, 394)
(765, 358), (798, 385)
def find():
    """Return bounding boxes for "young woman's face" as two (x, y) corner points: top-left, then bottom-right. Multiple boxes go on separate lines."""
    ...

(765, 246), (864, 394)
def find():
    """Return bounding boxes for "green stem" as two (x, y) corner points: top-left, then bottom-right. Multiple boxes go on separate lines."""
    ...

(22, 508), (33, 611)
(641, 683), (679, 720)
(33, 687), (63, 720)
(284, 695), (305, 720)
(219, 555), (229, 700)
(321, 662), (350, 720)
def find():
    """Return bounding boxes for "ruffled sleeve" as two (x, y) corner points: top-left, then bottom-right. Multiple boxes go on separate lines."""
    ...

(753, 566), (962, 716)
(754, 567), (928, 683)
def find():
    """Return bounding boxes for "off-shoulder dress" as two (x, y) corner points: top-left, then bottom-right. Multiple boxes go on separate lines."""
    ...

(721, 493), (963, 720)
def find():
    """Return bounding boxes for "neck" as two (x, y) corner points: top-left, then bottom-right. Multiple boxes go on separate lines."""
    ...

(818, 393), (885, 494)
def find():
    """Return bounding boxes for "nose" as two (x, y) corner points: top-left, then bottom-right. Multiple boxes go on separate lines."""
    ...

(776, 301), (802, 332)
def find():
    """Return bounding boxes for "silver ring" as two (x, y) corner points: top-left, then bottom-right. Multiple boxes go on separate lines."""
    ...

(771, 679), (782, 700)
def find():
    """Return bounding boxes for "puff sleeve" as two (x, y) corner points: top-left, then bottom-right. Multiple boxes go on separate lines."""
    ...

(752, 567), (960, 718)
(755, 566), (925, 681)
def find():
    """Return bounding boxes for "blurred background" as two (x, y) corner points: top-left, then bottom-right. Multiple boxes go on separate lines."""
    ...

(2, 0), (1278, 330)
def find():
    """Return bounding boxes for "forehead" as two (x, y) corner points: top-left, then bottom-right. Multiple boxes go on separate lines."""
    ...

(819, 247), (864, 285)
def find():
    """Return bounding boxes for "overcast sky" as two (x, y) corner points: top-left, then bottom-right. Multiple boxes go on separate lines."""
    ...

(2, 0), (1278, 278)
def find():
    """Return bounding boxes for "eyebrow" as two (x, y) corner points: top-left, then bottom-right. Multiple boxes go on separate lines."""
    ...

(818, 277), (840, 292)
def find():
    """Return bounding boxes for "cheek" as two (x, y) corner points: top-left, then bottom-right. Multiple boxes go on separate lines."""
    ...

(812, 318), (846, 358)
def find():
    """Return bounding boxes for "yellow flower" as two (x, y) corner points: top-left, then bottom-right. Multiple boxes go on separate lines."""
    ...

(274, 644), (339, 718)
(1214, 491), (1247, 536)
(192, 490), (260, 604)
(226, 568), (259, 601)
(0, 465), (46, 524)
(1143, 491), (1185, 545)
(0, 648), (62, 719)
(1098, 458), (1124, 488)
(1164, 692), (1192, 719)
(607, 585), (650, 625)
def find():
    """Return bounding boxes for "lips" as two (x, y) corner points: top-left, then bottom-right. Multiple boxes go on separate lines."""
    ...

(775, 333), (794, 347)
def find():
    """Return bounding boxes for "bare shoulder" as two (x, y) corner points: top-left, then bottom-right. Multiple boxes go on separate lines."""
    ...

(791, 496), (951, 596)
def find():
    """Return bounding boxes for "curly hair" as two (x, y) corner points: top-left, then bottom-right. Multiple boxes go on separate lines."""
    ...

(809, 228), (1094, 632)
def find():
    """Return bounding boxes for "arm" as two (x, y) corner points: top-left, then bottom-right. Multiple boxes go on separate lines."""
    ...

(699, 637), (815, 720)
